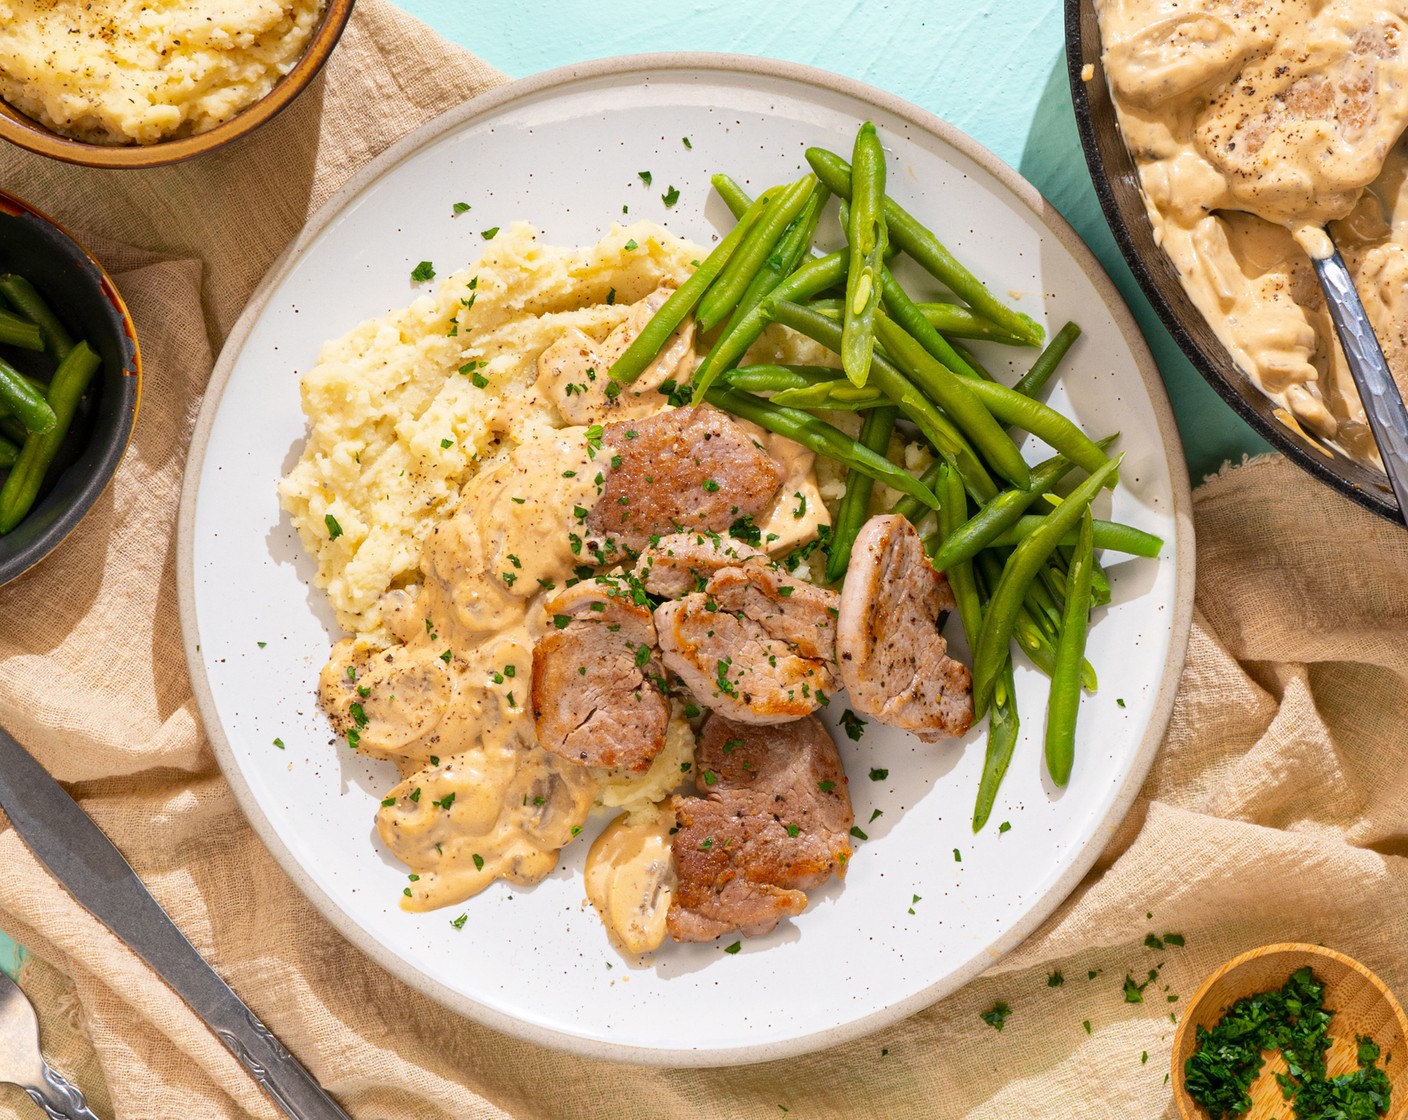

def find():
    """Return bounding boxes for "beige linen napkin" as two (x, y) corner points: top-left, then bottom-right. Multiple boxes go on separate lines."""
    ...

(3, 6), (1408, 1117)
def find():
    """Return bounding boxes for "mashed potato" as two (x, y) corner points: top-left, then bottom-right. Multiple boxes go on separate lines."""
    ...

(279, 221), (701, 642)
(0, 0), (325, 145)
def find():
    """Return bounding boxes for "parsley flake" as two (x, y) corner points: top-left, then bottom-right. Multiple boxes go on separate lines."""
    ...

(410, 260), (435, 282)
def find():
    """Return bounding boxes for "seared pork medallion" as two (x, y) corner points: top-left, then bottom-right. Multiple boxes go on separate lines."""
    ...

(655, 557), (840, 724)
(668, 714), (854, 942)
(837, 515), (974, 741)
(632, 531), (765, 597)
(531, 581), (670, 772)
(586, 406), (785, 558)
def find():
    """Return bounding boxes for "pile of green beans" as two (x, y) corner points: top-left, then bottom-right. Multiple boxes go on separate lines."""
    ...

(604, 120), (1165, 827)
(0, 273), (102, 534)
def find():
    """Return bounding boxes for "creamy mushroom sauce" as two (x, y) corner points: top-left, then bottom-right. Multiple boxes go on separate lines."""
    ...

(315, 291), (831, 934)
(1095, 0), (1408, 466)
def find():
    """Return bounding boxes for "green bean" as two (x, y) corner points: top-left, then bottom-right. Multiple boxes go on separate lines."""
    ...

(767, 298), (1000, 503)
(946, 471), (1019, 833)
(873, 311), (1031, 489)
(608, 192), (768, 386)
(928, 440), (1111, 572)
(971, 454), (1122, 716)
(0, 356), (56, 434)
(959, 375), (1112, 480)
(989, 515), (1163, 556)
(949, 339), (996, 381)
(1090, 555), (1112, 607)
(1014, 321), (1081, 399)
(0, 341), (101, 533)
(712, 173), (754, 220)
(976, 549), (1090, 687)
(769, 384), (888, 411)
(697, 174), (816, 332)
(0, 416), (25, 446)
(840, 123), (887, 387)
(0, 310), (43, 352)
(704, 386), (939, 511)
(838, 200), (900, 262)
(1045, 511), (1095, 785)
(889, 458), (945, 524)
(0, 275), (75, 364)
(827, 405), (897, 582)
(689, 251), (848, 402)
(879, 265), (981, 380)
(805, 147), (1044, 347)
(722, 364), (843, 393)
(0, 435), (18, 469)
(918, 303), (1031, 346)
(721, 181), (831, 335)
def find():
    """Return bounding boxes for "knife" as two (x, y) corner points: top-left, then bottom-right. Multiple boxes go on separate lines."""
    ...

(0, 725), (353, 1120)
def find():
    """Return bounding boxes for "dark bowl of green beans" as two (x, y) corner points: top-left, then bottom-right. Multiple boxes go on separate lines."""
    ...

(0, 191), (140, 585)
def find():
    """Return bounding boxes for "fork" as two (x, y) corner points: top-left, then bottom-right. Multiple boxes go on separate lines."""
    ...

(0, 968), (101, 1119)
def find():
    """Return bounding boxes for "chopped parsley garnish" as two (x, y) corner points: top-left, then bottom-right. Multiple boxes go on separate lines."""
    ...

(661, 185), (680, 207)
(452, 202), (470, 215)
(703, 769), (718, 786)
(1144, 933), (1165, 951)
(433, 792), (456, 810)
(999, 821), (1012, 833)
(381, 796), (396, 807)
(585, 424), (604, 458)
(1123, 972), (1150, 1003)
(841, 709), (867, 741)
(868, 767), (888, 782)
(553, 614), (572, 629)
(451, 913), (468, 929)
(324, 514), (343, 540)
(702, 479), (720, 492)
(472, 371), (489, 388)
(634, 645), (651, 668)
(1083, 1020), (1092, 1035)
(1047, 970), (1064, 988)
(257, 641), (267, 649)
(953, 848), (961, 862)
(979, 1002), (1011, 1031)
(623, 239), (638, 252)
(724, 941), (741, 955)
(818, 780), (836, 793)
(1116, 697), (1127, 708)
(1184, 966), (1391, 1120)
(273, 737), (285, 750)
(868, 808), (883, 823)
(791, 492), (807, 519)
(410, 260), (435, 282)
(472, 853), (485, 871)
(682, 136), (692, 149)
(1163, 933), (1186, 947)
(440, 438), (453, 449)
(785, 824), (800, 837)
(409, 787), (422, 802)
(849, 826), (868, 841)
(481, 227), (499, 240)
(638, 170), (652, 186)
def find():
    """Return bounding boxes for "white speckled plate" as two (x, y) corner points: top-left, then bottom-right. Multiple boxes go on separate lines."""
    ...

(177, 55), (1193, 1066)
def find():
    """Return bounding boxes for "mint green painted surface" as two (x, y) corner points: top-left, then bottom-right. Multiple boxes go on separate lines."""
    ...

(0, 0), (1267, 992)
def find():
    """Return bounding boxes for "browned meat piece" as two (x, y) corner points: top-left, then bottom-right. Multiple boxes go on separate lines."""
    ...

(585, 406), (784, 560)
(837, 515), (973, 742)
(668, 714), (853, 942)
(654, 557), (839, 724)
(632, 531), (765, 598)
(531, 581), (669, 771)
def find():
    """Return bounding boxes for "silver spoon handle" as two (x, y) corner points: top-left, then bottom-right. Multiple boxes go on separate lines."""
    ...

(24, 1061), (102, 1120)
(1313, 246), (1408, 521)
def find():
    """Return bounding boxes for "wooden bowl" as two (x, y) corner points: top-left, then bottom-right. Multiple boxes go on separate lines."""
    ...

(1173, 944), (1408, 1120)
(0, 0), (355, 169)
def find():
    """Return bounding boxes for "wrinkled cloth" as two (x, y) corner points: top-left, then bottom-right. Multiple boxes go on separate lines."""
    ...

(3, 4), (1408, 1116)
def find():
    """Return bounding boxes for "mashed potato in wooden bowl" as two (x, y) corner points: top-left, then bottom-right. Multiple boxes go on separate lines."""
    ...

(0, 0), (326, 145)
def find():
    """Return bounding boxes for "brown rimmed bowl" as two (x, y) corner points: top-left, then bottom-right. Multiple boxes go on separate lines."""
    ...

(0, 0), (355, 169)
(0, 191), (140, 585)
(1173, 944), (1408, 1120)
(1066, 0), (1404, 525)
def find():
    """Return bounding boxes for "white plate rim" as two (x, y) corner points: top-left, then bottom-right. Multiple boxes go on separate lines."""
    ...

(176, 51), (1196, 1067)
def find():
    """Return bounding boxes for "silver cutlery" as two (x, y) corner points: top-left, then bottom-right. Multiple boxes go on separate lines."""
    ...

(0, 967), (101, 1120)
(1307, 231), (1408, 521)
(0, 725), (353, 1120)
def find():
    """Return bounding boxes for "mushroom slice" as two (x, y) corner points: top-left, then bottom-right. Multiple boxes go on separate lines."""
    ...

(837, 515), (973, 742)
(654, 558), (839, 725)
(531, 581), (670, 771)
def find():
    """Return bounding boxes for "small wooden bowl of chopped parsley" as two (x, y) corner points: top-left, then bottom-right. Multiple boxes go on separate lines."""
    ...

(1173, 944), (1408, 1120)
